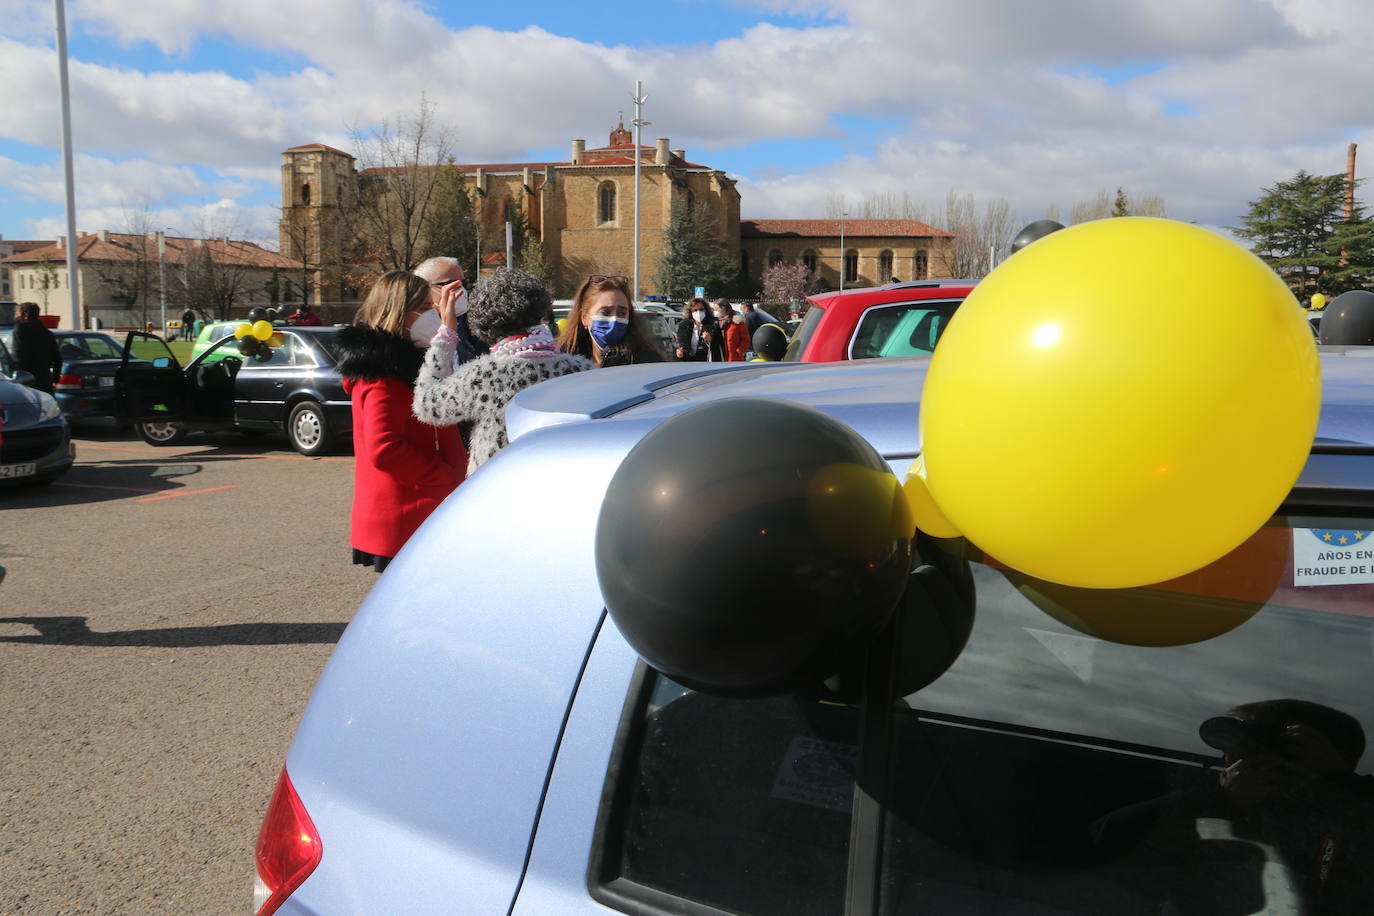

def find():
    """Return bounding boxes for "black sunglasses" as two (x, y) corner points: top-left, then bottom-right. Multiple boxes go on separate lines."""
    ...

(430, 278), (465, 289)
(587, 275), (629, 285)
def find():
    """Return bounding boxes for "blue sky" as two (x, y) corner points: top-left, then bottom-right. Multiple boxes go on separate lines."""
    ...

(2, 0), (1371, 244)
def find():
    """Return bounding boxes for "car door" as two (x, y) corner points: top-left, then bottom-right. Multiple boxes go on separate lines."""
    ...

(115, 331), (188, 423)
(232, 331), (309, 426)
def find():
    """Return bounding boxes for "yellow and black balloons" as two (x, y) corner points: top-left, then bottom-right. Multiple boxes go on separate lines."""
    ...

(915, 217), (1320, 589)
(596, 398), (912, 696)
(751, 323), (789, 361)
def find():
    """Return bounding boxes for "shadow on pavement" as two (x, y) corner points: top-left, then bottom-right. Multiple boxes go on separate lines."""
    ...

(0, 616), (347, 647)
(0, 461), (207, 507)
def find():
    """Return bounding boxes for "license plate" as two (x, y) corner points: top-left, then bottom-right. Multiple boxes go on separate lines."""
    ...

(0, 463), (36, 478)
(99, 377), (115, 387)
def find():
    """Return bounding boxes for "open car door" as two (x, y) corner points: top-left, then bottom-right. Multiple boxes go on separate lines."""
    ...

(115, 332), (187, 423)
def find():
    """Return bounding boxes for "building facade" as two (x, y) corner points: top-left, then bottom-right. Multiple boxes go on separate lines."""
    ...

(280, 124), (955, 302)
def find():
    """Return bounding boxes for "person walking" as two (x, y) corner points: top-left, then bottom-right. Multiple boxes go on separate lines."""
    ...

(712, 299), (749, 362)
(739, 302), (781, 337)
(413, 256), (487, 364)
(558, 275), (663, 367)
(414, 268), (594, 474)
(179, 308), (196, 340)
(675, 298), (722, 362)
(11, 303), (61, 394)
(335, 271), (466, 573)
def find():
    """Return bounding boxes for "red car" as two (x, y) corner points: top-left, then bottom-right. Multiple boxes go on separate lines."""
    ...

(783, 279), (977, 362)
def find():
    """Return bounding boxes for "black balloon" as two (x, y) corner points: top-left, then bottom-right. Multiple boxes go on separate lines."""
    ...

(752, 322), (789, 361)
(247, 307), (269, 323)
(1318, 290), (1374, 346)
(236, 336), (261, 356)
(596, 397), (914, 696)
(1010, 219), (1065, 255)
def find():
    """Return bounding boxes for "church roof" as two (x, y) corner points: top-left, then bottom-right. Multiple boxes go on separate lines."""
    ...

(2, 232), (305, 269)
(740, 219), (954, 238)
(283, 142), (354, 158)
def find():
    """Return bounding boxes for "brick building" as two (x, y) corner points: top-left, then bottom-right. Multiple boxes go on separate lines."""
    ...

(280, 123), (955, 302)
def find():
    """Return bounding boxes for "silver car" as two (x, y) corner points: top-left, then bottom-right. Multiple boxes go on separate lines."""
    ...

(256, 352), (1374, 916)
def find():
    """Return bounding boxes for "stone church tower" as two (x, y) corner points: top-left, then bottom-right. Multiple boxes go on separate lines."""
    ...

(279, 143), (357, 304)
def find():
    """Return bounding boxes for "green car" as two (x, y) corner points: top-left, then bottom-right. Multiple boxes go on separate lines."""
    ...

(189, 320), (243, 362)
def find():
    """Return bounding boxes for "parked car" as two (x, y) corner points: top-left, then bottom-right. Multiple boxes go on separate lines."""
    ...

(0, 339), (73, 486)
(0, 328), (132, 421)
(254, 349), (1374, 915)
(115, 326), (351, 456)
(189, 320), (244, 362)
(783, 279), (978, 362)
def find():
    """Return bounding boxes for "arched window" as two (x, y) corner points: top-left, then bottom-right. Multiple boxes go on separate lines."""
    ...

(844, 249), (859, 284)
(599, 182), (617, 225)
(300, 182), (311, 206)
(878, 249), (894, 281)
(740, 250), (750, 276)
(768, 249), (784, 267)
(802, 249), (818, 273)
(914, 250), (928, 280)
(687, 190), (696, 212)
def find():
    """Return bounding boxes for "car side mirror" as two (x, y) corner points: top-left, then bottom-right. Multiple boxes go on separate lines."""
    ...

(152, 357), (171, 369)
(12, 370), (35, 387)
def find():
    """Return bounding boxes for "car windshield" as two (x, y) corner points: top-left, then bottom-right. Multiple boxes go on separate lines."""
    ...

(58, 334), (122, 359)
(782, 304), (825, 361)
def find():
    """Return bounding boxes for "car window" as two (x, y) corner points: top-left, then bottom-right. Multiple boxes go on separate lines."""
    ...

(237, 337), (293, 369)
(849, 301), (961, 360)
(880, 515), (1374, 915)
(73, 335), (122, 358)
(0, 338), (12, 376)
(595, 672), (856, 915)
(782, 304), (825, 361)
(287, 334), (318, 368)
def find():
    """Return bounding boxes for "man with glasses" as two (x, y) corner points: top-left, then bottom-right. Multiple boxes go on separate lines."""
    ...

(414, 257), (487, 365)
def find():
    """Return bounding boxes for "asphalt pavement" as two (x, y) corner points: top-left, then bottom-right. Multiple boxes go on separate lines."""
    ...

(0, 422), (372, 914)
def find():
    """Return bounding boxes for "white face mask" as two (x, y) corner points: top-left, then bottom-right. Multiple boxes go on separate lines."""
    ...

(409, 308), (442, 348)
(692, 310), (705, 322)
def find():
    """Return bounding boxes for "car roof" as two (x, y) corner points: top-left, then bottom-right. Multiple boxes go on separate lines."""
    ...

(808, 278), (979, 308)
(508, 349), (1374, 456)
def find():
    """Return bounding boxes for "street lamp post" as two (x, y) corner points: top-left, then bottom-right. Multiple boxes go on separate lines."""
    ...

(839, 211), (848, 294)
(157, 230), (167, 336)
(53, 0), (82, 329)
(631, 81), (650, 303)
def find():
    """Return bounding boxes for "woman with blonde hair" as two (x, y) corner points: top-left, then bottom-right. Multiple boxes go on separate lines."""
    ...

(557, 274), (663, 367)
(335, 270), (466, 572)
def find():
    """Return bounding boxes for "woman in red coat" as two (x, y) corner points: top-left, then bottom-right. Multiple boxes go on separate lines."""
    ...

(714, 299), (750, 361)
(336, 271), (467, 572)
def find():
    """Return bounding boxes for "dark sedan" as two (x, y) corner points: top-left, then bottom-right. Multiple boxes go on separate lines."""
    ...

(0, 328), (130, 421)
(0, 339), (74, 486)
(115, 327), (351, 456)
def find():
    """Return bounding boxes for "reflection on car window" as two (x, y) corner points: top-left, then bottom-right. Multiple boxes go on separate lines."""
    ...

(850, 301), (959, 360)
(600, 673), (855, 915)
(78, 335), (122, 358)
(782, 305), (824, 361)
(880, 517), (1374, 915)
(0, 338), (12, 376)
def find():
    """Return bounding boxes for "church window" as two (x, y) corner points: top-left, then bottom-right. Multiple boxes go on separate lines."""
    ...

(878, 249), (894, 281)
(301, 182), (311, 206)
(599, 182), (617, 225)
(802, 249), (818, 273)
(844, 249), (859, 284)
(767, 249), (783, 267)
(915, 250), (928, 280)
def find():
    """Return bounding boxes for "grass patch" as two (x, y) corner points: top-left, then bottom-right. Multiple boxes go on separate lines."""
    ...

(167, 341), (195, 364)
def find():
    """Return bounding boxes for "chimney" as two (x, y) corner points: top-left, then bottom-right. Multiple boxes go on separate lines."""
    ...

(56, 235), (64, 249)
(570, 139), (585, 165)
(655, 138), (670, 166)
(97, 229), (109, 242)
(1346, 142), (1358, 221)
(672, 148), (685, 162)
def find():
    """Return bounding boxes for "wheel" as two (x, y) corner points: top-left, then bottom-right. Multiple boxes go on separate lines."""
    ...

(136, 421), (188, 446)
(287, 400), (334, 456)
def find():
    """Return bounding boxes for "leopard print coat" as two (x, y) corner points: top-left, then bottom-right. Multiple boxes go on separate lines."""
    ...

(413, 336), (594, 474)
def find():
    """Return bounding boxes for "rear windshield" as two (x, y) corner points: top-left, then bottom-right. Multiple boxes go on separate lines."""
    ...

(782, 304), (825, 361)
(57, 334), (122, 359)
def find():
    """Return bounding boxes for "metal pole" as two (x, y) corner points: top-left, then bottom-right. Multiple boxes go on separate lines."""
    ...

(631, 82), (650, 303)
(505, 220), (513, 269)
(158, 230), (167, 336)
(53, 0), (81, 329)
(839, 212), (847, 294)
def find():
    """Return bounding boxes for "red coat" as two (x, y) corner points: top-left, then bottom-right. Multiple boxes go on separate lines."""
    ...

(724, 320), (750, 361)
(343, 376), (466, 557)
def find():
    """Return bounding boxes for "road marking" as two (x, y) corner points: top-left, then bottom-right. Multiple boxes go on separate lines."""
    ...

(136, 485), (238, 503)
(75, 443), (353, 463)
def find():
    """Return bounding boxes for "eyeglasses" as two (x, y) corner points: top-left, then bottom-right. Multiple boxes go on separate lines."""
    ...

(587, 275), (629, 285)
(430, 278), (465, 289)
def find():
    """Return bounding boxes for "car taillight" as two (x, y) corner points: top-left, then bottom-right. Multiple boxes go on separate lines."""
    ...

(55, 373), (83, 390)
(253, 767), (322, 916)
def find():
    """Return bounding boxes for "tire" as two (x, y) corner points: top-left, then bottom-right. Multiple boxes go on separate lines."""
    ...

(287, 400), (333, 456)
(137, 421), (188, 446)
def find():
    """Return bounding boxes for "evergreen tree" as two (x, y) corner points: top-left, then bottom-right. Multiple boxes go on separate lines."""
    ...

(1234, 170), (1374, 296)
(655, 199), (738, 298)
(1112, 188), (1130, 218)
(418, 159), (478, 270)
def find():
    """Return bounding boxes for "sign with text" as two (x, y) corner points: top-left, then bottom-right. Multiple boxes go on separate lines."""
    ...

(1293, 528), (1374, 586)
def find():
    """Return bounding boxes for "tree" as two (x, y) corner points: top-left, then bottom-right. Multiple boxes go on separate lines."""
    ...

(344, 96), (455, 279)
(1233, 170), (1374, 297)
(1071, 188), (1165, 222)
(1112, 187), (1130, 218)
(944, 192), (1015, 277)
(762, 261), (809, 310)
(34, 253), (59, 314)
(419, 158), (478, 271)
(656, 199), (737, 298)
(89, 207), (162, 329)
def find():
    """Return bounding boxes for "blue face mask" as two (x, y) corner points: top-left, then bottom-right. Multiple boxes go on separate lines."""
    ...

(590, 316), (629, 348)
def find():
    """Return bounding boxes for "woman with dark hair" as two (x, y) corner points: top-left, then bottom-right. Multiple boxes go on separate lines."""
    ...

(675, 297), (722, 362)
(712, 298), (749, 362)
(557, 275), (663, 367)
(335, 271), (466, 573)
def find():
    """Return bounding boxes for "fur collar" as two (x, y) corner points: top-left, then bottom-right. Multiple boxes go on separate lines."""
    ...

(334, 324), (424, 383)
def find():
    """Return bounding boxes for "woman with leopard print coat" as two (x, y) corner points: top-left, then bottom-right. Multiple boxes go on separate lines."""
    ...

(414, 268), (594, 474)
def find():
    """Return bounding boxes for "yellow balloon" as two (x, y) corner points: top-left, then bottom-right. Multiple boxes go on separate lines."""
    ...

(266, 332), (285, 348)
(920, 217), (1320, 589)
(1311, 293), (1326, 310)
(806, 462), (913, 562)
(233, 322), (254, 339)
(901, 455), (960, 538)
(252, 320), (274, 341)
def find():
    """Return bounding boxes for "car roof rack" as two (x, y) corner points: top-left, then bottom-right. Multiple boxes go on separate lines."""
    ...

(881, 278), (981, 291)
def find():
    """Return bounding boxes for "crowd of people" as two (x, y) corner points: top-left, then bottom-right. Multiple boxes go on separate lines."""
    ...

(336, 259), (789, 573)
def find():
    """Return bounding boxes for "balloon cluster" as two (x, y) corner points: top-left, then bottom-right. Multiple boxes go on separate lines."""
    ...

(234, 320), (283, 360)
